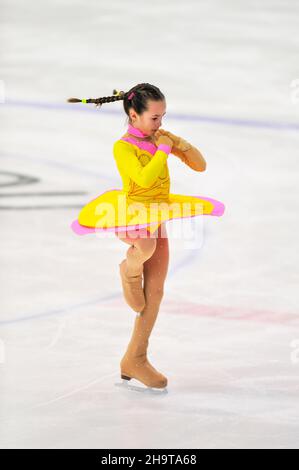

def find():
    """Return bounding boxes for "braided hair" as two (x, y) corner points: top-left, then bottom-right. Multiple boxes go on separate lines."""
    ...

(67, 83), (165, 125)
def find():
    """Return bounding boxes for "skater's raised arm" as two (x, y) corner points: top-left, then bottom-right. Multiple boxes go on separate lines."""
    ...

(113, 139), (171, 189)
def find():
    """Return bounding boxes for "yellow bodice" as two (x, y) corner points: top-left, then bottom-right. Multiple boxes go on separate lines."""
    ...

(113, 136), (171, 204)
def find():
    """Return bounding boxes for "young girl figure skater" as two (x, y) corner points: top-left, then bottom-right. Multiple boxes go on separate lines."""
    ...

(68, 83), (225, 392)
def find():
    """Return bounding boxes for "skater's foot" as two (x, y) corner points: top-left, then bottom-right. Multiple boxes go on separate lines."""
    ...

(120, 353), (168, 389)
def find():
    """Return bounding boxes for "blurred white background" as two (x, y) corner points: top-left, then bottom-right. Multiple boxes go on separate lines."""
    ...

(0, 0), (299, 449)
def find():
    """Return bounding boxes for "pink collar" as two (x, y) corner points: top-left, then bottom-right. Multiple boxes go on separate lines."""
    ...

(127, 123), (148, 138)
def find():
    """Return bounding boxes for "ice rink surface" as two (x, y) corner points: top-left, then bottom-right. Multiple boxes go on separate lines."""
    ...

(0, 0), (299, 449)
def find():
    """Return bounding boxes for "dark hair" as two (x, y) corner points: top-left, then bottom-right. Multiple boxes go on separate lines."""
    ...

(67, 83), (165, 125)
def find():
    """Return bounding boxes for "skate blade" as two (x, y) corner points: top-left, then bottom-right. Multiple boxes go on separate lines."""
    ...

(115, 379), (168, 395)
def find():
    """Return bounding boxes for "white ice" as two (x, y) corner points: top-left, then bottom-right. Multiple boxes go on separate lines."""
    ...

(0, 0), (299, 449)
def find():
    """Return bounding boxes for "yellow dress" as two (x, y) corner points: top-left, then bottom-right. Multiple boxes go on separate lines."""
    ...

(70, 132), (225, 236)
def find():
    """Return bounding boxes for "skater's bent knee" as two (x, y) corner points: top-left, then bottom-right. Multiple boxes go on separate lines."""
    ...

(134, 238), (157, 257)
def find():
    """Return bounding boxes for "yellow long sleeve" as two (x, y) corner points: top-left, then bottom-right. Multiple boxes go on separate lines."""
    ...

(113, 140), (169, 189)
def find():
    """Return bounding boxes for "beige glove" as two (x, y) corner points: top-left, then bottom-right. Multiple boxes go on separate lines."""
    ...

(154, 129), (206, 172)
(154, 129), (192, 152)
(154, 133), (174, 150)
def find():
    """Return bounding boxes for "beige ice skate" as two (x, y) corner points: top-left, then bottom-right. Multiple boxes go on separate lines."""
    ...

(119, 299), (168, 390)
